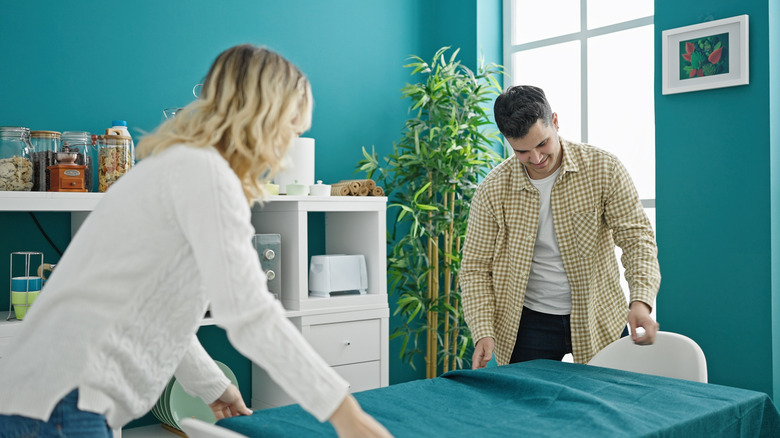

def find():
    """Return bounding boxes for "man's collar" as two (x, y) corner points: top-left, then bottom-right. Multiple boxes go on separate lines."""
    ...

(559, 137), (579, 174)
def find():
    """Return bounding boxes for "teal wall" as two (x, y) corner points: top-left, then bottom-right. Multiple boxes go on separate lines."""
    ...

(0, 0), (501, 427)
(769, 0), (780, 399)
(655, 1), (779, 397)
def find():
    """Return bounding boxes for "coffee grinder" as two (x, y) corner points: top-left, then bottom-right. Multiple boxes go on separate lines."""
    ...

(48, 145), (87, 192)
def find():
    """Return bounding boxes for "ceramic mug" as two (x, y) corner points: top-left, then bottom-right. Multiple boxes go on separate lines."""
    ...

(37, 263), (56, 281)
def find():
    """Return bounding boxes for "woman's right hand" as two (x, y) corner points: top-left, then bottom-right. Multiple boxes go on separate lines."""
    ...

(328, 394), (393, 438)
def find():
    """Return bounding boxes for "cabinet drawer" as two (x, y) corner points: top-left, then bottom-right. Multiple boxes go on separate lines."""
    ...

(332, 361), (381, 393)
(305, 319), (380, 366)
(251, 360), (382, 410)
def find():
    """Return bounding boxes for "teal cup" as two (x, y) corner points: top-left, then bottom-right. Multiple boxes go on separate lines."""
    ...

(11, 276), (42, 292)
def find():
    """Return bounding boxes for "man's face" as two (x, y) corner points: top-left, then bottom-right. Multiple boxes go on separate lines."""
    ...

(507, 113), (562, 180)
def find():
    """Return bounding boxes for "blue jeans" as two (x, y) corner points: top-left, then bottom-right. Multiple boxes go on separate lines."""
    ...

(509, 307), (629, 363)
(0, 390), (112, 438)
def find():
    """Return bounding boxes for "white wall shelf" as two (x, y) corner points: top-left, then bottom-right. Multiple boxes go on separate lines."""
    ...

(0, 191), (105, 210)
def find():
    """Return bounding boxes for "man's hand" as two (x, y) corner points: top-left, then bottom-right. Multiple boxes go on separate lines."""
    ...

(472, 337), (495, 369)
(628, 301), (659, 345)
(209, 384), (252, 420)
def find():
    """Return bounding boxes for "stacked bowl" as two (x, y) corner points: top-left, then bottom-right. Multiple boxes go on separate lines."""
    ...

(11, 276), (42, 320)
(152, 361), (239, 431)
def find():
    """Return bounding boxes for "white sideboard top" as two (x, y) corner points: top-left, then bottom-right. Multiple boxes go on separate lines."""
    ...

(1, 192), (386, 213)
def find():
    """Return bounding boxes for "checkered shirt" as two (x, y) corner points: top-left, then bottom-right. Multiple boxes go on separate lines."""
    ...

(461, 138), (660, 364)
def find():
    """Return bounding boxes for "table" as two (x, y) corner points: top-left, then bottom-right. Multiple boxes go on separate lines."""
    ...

(219, 360), (780, 437)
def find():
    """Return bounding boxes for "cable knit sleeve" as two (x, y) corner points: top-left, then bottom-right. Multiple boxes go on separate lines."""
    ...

(174, 335), (231, 404)
(168, 147), (349, 422)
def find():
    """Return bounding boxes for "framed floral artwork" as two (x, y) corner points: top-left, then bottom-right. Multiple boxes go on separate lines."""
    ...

(662, 15), (749, 95)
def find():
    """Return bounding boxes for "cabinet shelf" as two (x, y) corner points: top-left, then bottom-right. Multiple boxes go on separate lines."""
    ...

(250, 196), (387, 312)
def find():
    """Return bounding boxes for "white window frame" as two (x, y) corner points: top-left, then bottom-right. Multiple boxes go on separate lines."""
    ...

(502, 0), (655, 209)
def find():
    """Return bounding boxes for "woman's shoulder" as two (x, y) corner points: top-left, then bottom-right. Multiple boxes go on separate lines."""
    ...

(161, 144), (223, 163)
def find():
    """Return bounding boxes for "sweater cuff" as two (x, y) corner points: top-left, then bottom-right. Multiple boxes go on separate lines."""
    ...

(312, 385), (350, 423)
(199, 373), (231, 405)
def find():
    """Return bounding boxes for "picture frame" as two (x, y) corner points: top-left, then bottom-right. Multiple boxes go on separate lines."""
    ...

(661, 15), (749, 95)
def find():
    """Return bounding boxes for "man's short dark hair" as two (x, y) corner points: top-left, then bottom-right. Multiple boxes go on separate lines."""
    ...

(493, 85), (553, 139)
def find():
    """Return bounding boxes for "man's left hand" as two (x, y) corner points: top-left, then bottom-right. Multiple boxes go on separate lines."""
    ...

(627, 301), (659, 345)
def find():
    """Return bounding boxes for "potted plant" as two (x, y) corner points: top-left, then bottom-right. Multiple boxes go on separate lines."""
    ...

(357, 47), (504, 378)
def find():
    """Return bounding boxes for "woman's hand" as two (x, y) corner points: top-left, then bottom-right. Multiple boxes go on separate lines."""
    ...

(209, 384), (253, 420)
(329, 394), (393, 438)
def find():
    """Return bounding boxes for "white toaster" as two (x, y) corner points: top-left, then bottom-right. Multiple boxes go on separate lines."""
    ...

(309, 254), (367, 298)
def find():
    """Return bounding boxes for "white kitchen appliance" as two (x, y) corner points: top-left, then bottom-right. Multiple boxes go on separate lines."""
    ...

(308, 254), (367, 298)
(274, 137), (314, 194)
(253, 234), (281, 300)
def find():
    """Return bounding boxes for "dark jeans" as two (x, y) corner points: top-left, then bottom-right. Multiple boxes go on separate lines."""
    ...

(509, 307), (629, 363)
(0, 390), (112, 438)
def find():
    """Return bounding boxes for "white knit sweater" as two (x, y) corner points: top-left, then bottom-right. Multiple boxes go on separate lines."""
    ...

(0, 145), (349, 428)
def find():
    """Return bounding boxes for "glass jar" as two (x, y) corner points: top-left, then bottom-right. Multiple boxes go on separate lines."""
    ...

(62, 131), (96, 192)
(30, 130), (61, 191)
(97, 130), (133, 192)
(0, 126), (34, 191)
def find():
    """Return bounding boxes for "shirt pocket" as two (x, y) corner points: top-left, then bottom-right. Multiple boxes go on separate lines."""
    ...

(571, 209), (599, 258)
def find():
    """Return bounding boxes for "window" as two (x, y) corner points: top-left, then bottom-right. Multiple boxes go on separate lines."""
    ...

(504, 1), (656, 325)
(503, 0), (655, 201)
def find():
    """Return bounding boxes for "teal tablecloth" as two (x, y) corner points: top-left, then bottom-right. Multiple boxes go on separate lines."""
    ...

(219, 360), (780, 437)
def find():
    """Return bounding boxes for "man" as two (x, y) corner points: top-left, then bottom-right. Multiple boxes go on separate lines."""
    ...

(461, 85), (660, 369)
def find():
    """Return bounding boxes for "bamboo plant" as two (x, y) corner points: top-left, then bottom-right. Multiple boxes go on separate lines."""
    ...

(357, 47), (504, 378)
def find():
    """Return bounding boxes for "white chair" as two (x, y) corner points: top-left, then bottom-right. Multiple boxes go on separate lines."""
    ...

(587, 331), (708, 383)
(179, 418), (248, 438)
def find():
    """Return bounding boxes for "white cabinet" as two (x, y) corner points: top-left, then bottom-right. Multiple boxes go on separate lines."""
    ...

(0, 192), (389, 437)
(249, 196), (389, 410)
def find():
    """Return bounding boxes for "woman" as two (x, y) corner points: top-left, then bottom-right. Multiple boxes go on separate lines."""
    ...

(0, 44), (391, 438)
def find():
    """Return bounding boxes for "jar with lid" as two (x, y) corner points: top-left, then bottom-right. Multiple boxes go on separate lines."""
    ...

(97, 128), (133, 192)
(0, 126), (34, 191)
(30, 130), (61, 191)
(62, 131), (96, 192)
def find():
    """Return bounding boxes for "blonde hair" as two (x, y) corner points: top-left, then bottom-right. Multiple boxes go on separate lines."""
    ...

(136, 44), (312, 203)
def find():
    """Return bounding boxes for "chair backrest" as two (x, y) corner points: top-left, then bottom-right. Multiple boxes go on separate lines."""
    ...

(179, 418), (248, 438)
(587, 331), (707, 383)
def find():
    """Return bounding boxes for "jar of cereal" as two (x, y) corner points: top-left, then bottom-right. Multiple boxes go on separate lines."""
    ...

(30, 130), (61, 191)
(62, 131), (96, 192)
(0, 127), (34, 191)
(97, 128), (133, 192)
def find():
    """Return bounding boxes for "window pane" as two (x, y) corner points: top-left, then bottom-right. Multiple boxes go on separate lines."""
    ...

(587, 25), (654, 199)
(511, 41), (582, 142)
(512, 0), (580, 44)
(587, 0), (653, 29)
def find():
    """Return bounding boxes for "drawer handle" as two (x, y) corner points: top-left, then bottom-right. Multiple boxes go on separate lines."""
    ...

(344, 341), (351, 346)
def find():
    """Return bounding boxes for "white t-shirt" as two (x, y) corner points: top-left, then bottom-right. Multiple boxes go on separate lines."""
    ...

(0, 145), (348, 427)
(523, 166), (572, 315)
